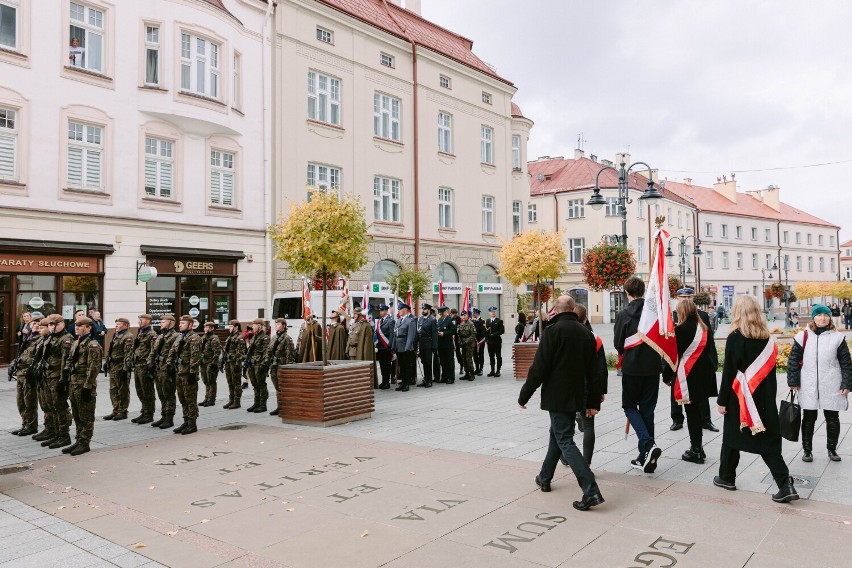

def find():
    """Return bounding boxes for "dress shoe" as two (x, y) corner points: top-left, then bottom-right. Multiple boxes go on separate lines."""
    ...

(173, 422), (187, 434)
(670, 422), (684, 431)
(494, 372), (500, 377)
(102, 414), (115, 421)
(424, 382), (432, 388)
(113, 413), (127, 421)
(378, 383), (390, 390)
(702, 421), (719, 432)
(137, 415), (153, 425)
(487, 370), (495, 377)
(771, 477), (800, 503)
(49, 436), (73, 449)
(828, 449), (842, 462)
(62, 441), (80, 454)
(69, 442), (90, 456)
(416, 382), (426, 387)
(395, 384), (409, 392)
(573, 493), (605, 511)
(802, 450), (813, 462)
(159, 418), (174, 429)
(269, 408), (279, 416)
(681, 446), (705, 464)
(713, 475), (736, 491)
(475, 370), (482, 376)
(534, 475), (551, 492)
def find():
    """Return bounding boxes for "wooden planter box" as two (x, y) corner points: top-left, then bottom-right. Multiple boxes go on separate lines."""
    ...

(277, 360), (374, 427)
(513, 343), (539, 381)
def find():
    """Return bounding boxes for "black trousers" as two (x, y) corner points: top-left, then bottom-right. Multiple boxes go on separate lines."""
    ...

(474, 343), (485, 372)
(397, 351), (416, 386)
(377, 349), (393, 384)
(432, 349), (441, 382)
(682, 401), (704, 448)
(671, 384), (711, 424)
(719, 442), (789, 489)
(487, 340), (502, 372)
(438, 347), (455, 382)
(419, 349), (434, 384)
(802, 409), (841, 449)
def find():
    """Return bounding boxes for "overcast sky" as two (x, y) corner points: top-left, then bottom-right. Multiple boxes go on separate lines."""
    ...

(421, 0), (852, 239)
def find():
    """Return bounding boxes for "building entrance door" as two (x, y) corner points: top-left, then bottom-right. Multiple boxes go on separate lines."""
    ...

(0, 293), (10, 364)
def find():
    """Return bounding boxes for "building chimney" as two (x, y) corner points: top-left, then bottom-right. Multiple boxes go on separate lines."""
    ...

(601, 159), (613, 166)
(637, 169), (659, 182)
(589, 154), (597, 162)
(405, 0), (422, 14)
(684, 178), (692, 185)
(574, 148), (585, 159)
(746, 185), (781, 212)
(616, 152), (630, 167)
(713, 176), (737, 203)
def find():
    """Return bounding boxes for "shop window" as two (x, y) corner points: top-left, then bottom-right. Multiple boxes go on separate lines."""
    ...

(16, 275), (57, 319)
(146, 272), (235, 327)
(61, 275), (99, 320)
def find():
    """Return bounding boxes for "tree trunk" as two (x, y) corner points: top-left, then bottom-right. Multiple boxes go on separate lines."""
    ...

(322, 269), (329, 366)
(536, 277), (543, 340)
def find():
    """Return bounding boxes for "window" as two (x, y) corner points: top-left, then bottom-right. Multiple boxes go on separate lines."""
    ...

(783, 230), (789, 243)
(765, 228), (771, 242)
(819, 234), (824, 246)
(567, 199), (584, 219)
(819, 257), (825, 272)
(721, 252), (729, 269)
(144, 137), (173, 199)
(654, 204), (660, 219)
(308, 71), (341, 126)
(705, 222), (712, 237)
(830, 235), (835, 247)
(439, 187), (453, 229)
(437, 112), (452, 154)
(0, 107), (16, 181)
(511, 200), (521, 234)
(374, 92), (401, 141)
(735, 226), (742, 239)
(602, 197), (619, 217)
(316, 26), (333, 44)
(751, 253), (758, 269)
(69, 2), (104, 73)
(678, 210), (682, 228)
(482, 91), (492, 105)
(784, 255), (789, 270)
(439, 75), (451, 89)
(209, 150), (234, 206)
(480, 125), (493, 164)
(637, 237), (646, 262)
(373, 176), (400, 222)
(807, 233), (812, 245)
(846, 266), (852, 280)
(667, 208), (672, 226)
(180, 33), (219, 98)
(721, 224), (728, 238)
(751, 227), (757, 241)
(0, 0), (16, 49)
(380, 52), (394, 68)
(796, 256), (802, 271)
(512, 135), (521, 170)
(144, 25), (159, 85)
(765, 254), (771, 269)
(637, 202), (646, 219)
(232, 52), (242, 110)
(67, 121), (102, 190)
(831, 257), (836, 272)
(686, 213), (692, 232)
(705, 251), (714, 269)
(795, 232), (801, 244)
(736, 252), (743, 269)
(481, 195), (494, 233)
(527, 203), (537, 223)
(569, 238), (585, 264)
(306, 163), (341, 199)
(807, 257), (813, 272)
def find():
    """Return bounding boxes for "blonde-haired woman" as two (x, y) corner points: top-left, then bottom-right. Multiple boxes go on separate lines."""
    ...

(714, 295), (799, 503)
(787, 304), (851, 463)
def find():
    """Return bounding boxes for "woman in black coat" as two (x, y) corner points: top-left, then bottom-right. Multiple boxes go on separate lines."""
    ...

(714, 295), (798, 503)
(573, 304), (607, 465)
(663, 300), (717, 464)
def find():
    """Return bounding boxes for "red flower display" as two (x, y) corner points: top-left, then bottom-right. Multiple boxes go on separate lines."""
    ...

(769, 282), (786, 299)
(312, 271), (339, 291)
(582, 243), (637, 292)
(532, 283), (552, 305)
(668, 276), (683, 299)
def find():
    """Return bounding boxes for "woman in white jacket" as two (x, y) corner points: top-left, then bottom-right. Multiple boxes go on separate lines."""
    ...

(787, 304), (852, 462)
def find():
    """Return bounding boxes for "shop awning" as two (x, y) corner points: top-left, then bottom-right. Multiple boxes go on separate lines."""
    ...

(140, 245), (246, 260)
(0, 238), (115, 254)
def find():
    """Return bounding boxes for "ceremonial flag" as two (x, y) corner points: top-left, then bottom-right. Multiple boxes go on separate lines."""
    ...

(302, 278), (312, 318)
(461, 285), (471, 315)
(438, 281), (445, 307)
(338, 277), (350, 316)
(407, 286), (412, 311)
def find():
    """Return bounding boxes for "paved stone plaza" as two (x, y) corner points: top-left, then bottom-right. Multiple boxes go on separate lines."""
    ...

(1, 337), (851, 567)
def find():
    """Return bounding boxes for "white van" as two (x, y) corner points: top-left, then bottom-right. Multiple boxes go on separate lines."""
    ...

(271, 290), (397, 341)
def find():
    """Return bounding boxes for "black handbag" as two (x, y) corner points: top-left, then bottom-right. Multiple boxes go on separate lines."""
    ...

(779, 390), (801, 442)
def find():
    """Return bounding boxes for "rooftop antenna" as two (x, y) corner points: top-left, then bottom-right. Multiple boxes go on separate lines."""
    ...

(576, 132), (587, 150)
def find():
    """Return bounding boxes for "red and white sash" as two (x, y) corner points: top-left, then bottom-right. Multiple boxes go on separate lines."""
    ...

(376, 317), (391, 350)
(732, 337), (778, 434)
(593, 334), (603, 352)
(674, 324), (707, 405)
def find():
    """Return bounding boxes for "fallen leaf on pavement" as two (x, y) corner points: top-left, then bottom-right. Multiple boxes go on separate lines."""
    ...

(286, 508), (295, 512)
(57, 506), (65, 510)
(361, 530), (369, 537)
(167, 530), (179, 536)
(90, 470), (98, 474)
(201, 519), (210, 523)
(131, 542), (145, 549)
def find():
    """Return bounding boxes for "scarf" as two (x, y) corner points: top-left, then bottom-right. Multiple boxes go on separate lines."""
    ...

(732, 337), (777, 434)
(674, 323), (707, 405)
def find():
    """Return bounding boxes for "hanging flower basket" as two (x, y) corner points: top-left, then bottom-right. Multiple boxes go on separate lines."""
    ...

(581, 243), (637, 292)
(769, 282), (786, 299)
(668, 276), (683, 299)
(312, 272), (339, 291)
(532, 283), (552, 305)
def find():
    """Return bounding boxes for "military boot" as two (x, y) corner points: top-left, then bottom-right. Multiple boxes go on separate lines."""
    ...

(40, 434), (58, 447)
(158, 415), (174, 429)
(32, 429), (50, 441)
(173, 421), (187, 434)
(62, 440), (80, 454)
(181, 419), (197, 435)
(102, 413), (115, 420)
(131, 414), (143, 423)
(137, 415), (153, 425)
(230, 395), (241, 409)
(49, 435), (73, 449)
(151, 416), (164, 428)
(69, 441), (90, 456)
(269, 407), (280, 416)
(113, 413), (127, 421)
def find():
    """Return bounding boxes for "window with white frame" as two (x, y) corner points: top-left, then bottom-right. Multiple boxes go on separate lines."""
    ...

(437, 112), (452, 154)
(316, 26), (333, 44)
(511, 200), (521, 234)
(783, 230), (789, 243)
(765, 254), (771, 269)
(796, 256), (802, 271)
(144, 137), (173, 198)
(830, 257), (836, 272)
(209, 150), (234, 206)
(705, 222), (712, 237)
(736, 252), (743, 269)
(512, 135), (521, 170)
(807, 233), (812, 245)
(795, 232), (801, 244)
(819, 257), (825, 272)
(637, 237), (646, 262)
(67, 121), (102, 190)
(438, 187), (453, 229)
(846, 266), (852, 280)
(667, 207), (672, 226)
(308, 71), (340, 126)
(232, 52), (242, 110)
(0, 0), (17, 50)
(751, 253), (758, 269)
(144, 25), (159, 85)
(765, 228), (771, 242)
(784, 255), (789, 270)
(808, 256), (813, 272)
(0, 107), (17, 181)
(637, 201), (646, 219)
(605, 197), (619, 217)
(654, 204), (660, 219)
(480, 125), (493, 164)
(481, 91), (492, 105)
(751, 227), (757, 240)
(830, 235), (835, 247)
(527, 203), (537, 223)
(306, 163), (341, 199)
(482, 195), (495, 233)
(705, 250), (713, 269)
(374, 92), (401, 141)
(819, 234), (824, 246)
(721, 224), (728, 238)
(180, 33), (219, 98)
(678, 210), (682, 228)
(373, 176), (400, 222)
(569, 238), (585, 264)
(567, 199), (584, 219)
(69, 2), (104, 73)
(721, 252), (729, 269)
(439, 75), (451, 89)
(686, 212), (692, 231)
(735, 226), (742, 239)
(379, 52), (394, 68)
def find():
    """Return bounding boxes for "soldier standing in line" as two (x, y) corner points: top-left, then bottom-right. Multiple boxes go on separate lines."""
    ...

(297, 314), (322, 363)
(30, 317), (51, 442)
(104, 317), (134, 421)
(430, 307), (442, 383)
(416, 303), (437, 388)
(222, 320), (246, 409)
(450, 308), (464, 374)
(43, 315), (74, 449)
(149, 314), (178, 430)
(268, 318), (296, 416)
(62, 317), (102, 456)
(393, 302), (417, 392)
(167, 315), (202, 435)
(471, 308), (486, 376)
(486, 306), (505, 377)
(457, 311), (477, 380)
(11, 317), (41, 437)
(436, 306), (456, 384)
(131, 314), (157, 424)
(246, 318), (271, 413)
(347, 307), (374, 362)
(375, 305), (394, 389)
(199, 321), (222, 407)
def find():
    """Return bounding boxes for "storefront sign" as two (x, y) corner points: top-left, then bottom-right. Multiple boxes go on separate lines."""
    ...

(722, 285), (734, 296)
(370, 282), (392, 294)
(189, 295), (200, 306)
(148, 296), (176, 325)
(477, 283), (503, 294)
(433, 282), (463, 294)
(189, 307), (200, 318)
(0, 253), (101, 274)
(149, 258), (237, 276)
(28, 297), (44, 309)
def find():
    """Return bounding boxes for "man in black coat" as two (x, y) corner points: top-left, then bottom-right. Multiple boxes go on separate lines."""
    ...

(486, 306), (504, 376)
(470, 308), (486, 376)
(436, 306), (456, 383)
(416, 304), (438, 388)
(518, 295), (604, 512)
(376, 305), (395, 389)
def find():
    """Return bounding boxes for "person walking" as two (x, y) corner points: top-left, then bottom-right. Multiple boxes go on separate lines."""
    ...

(199, 322), (222, 407)
(485, 307), (504, 377)
(787, 304), (852, 463)
(103, 317), (134, 421)
(63, 317), (102, 456)
(167, 315), (202, 434)
(518, 295), (605, 511)
(714, 295), (799, 503)
(613, 276), (663, 473)
(222, 320), (246, 409)
(572, 304), (607, 466)
(131, 315), (158, 424)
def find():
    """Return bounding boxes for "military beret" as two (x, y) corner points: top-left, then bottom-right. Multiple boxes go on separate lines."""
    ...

(42, 314), (60, 325)
(252, 318), (265, 325)
(75, 316), (93, 326)
(228, 319), (240, 326)
(180, 315), (194, 323)
(274, 318), (287, 326)
(203, 321), (216, 328)
(138, 314), (153, 320)
(353, 306), (363, 314)
(115, 317), (130, 325)
(160, 314), (176, 322)
(460, 310), (470, 316)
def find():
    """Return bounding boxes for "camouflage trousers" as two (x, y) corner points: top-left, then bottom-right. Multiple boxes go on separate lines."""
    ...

(251, 365), (270, 406)
(200, 363), (218, 403)
(176, 373), (199, 421)
(16, 379), (38, 430)
(108, 369), (130, 414)
(133, 366), (156, 418)
(225, 362), (242, 404)
(38, 375), (62, 435)
(69, 384), (96, 443)
(461, 345), (475, 373)
(155, 367), (177, 418)
(55, 379), (72, 437)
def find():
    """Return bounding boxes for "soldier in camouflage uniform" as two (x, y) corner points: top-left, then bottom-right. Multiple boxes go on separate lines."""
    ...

(62, 317), (102, 456)
(131, 314), (158, 424)
(104, 317), (134, 421)
(167, 315), (202, 434)
(199, 321), (222, 407)
(222, 320), (246, 409)
(12, 316), (41, 436)
(245, 319), (270, 413)
(30, 317), (52, 441)
(149, 314), (178, 429)
(44, 315), (75, 449)
(267, 318), (296, 416)
(457, 310), (477, 381)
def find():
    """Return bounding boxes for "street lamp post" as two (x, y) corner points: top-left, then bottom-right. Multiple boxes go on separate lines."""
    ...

(767, 255), (790, 324)
(587, 160), (664, 247)
(665, 235), (703, 288)
(760, 268), (774, 314)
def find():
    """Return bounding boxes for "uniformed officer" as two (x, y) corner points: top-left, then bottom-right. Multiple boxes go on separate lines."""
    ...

(246, 318), (270, 413)
(131, 314), (157, 424)
(268, 318), (296, 416)
(167, 315), (202, 434)
(30, 317), (52, 442)
(470, 308), (486, 376)
(486, 306), (505, 377)
(42, 315), (74, 449)
(104, 317), (134, 421)
(222, 320), (246, 409)
(62, 316), (102, 456)
(457, 311), (477, 380)
(436, 306), (456, 383)
(416, 303), (438, 388)
(12, 316), (41, 437)
(393, 302), (417, 392)
(149, 314), (179, 429)
(375, 305), (395, 389)
(199, 321), (222, 407)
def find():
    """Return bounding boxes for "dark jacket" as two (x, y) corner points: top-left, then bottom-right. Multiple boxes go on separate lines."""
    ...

(662, 315), (718, 400)
(613, 298), (662, 376)
(518, 311), (601, 413)
(717, 331), (781, 454)
(437, 315), (456, 349)
(417, 315), (438, 350)
(697, 309), (719, 370)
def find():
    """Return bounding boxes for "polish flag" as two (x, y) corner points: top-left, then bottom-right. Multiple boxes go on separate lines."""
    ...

(438, 281), (445, 307)
(338, 277), (350, 316)
(302, 278), (312, 318)
(407, 286), (413, 311)
(461, 285), (471, 315)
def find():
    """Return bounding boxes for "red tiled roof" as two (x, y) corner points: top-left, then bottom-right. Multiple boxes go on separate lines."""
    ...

(511, 102), (524, 118)
(315, 0), (511, 85)
(528, 157), (662, 195)
(841, 239), (852, 248)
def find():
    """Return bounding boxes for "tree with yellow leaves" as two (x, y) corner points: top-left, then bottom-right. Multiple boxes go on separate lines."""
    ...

(269, 191), (371, 365)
